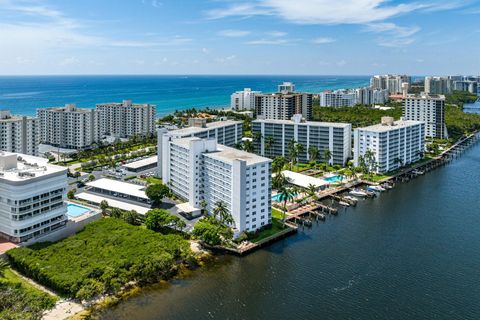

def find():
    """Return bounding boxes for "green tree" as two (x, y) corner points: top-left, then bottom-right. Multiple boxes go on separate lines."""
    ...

(123, 210), (139, 225)
(110, 208), (123, 219)
(265, 136), (275, 157)
(213, 201), (228, 221)
(307, 183), (317, 198)
(99, 200), (109, 215)
(242, 139), (254, 153)
(88, 174), (96, 182)
(272, 156), (287, 174)
(287, 140), (303, 170)
(323, 149), (332, 166)
(67, 189), (76, 200)
(277, 186), (295, 227)
(308, 145), (319, 164)
(145, 183), (170, 205)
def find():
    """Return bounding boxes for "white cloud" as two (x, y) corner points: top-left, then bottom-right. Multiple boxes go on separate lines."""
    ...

(218, 29), (251, 37)
(312, 37), (335, 44)
(206, 0), (466, 24)
(364, 22), (420, 47)
(151, 0), (163, 8)
(266, 31), (287, 37)
(216, 55), (237, 64)
(246, 39), (290, 45)
(377, 37), (415, 47)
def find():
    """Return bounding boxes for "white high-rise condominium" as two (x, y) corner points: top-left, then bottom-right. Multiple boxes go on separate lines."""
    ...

(319, 89), (357, 107)
(403, 93), (447, 139)
(0, 152), (68, 243)
(160, 136), (272, 234)
(424, 76), (453, 95)
(157, 119), (243, 178)
(255, 82), (313, 120)
(37, 104), (100, 150)
(252, 114), (352, 165)
(353, 117), (425, 174)
(231, 88), (261, 110)
(371, 75), (411, 95)
(0, 110), (40, 156)
(96, 100), (156, 138)
(355, 87), (389, 105)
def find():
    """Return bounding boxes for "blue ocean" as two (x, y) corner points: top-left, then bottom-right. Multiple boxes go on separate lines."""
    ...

(0, 75), (370, 117)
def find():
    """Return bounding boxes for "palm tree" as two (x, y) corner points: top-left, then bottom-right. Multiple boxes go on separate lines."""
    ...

(0, 259), (8, 277)
(308, 146), (319, 165)
(278, 186), (295, 227)
(199, 199), (208, 215)
(323, 149), (332, 166)
(307, 183), (317, 199)
(265, 136), (275, 158)
(272, 156), (287, 174)
(213, 200), (229, 222)
(99, 200), (109, 215)
(242, 140), (254, 153)
(288, 140), (303, 171)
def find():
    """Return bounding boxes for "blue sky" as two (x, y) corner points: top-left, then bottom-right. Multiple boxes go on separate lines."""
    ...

(0, 0), (479, 75)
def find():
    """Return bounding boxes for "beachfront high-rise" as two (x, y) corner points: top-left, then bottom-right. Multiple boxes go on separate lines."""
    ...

(319, 89), (357, 107)
(371, 75), (411, 95)
(231, 88), (261, 110)
(157, 119), (243, 178)
(252, 114), (352, 165)
(37, 104), (101, 150)
(355, 87), (389, 105)
(0, 110), (40, 156)
(160, 136), (272, 234)
(255, 82), (313, 120)
(403, 93), (447, 139)
(353, 117), (425, 174)
(424, 76), (453, 95)
(0, 152), (68, 243)
(96, 100), (156, 138)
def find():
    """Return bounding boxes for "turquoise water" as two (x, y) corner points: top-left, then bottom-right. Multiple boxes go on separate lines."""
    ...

(323, 175), (343, 183)
(272, 193), (297, 202)
(67, 203), (90, 217)
(0, 75), (369, 117)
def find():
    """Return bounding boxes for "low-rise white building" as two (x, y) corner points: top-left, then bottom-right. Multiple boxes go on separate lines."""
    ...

(0, 152), (68, 243)
(353, 117), (425, 174)
(161, 137), (272, 234)
(252, 114), (352, 165)
(231, 88), (261, 110)
(0, 110), (40, 156)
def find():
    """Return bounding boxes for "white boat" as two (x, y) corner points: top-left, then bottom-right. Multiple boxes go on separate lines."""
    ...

(367, 185), (385, 192)
(339, 201), (350, 207)
(344, 195), (358, 202)
(349, 189), (368, 197)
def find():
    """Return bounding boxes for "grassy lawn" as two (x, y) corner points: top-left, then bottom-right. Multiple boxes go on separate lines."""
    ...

(7, 218), (192, 300)
(0, 266), (58, 320)
(248, 218), (287, 243)
(145, 176), (163, 185)
(272, 208), (284, 220)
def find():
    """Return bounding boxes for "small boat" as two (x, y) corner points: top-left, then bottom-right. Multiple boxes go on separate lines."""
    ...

(412, 169), (425, 175)
(339, 201), (350, 207)
(349, 189), (368, 197)
(365, 191), (376, 198)
(367, 185), (385, 192)
(344, 195), (358, 202)
(317, 213), (326, 221)
(382, 184), (393, 190)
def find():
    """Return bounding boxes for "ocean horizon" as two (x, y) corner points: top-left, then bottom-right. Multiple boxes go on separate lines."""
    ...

(0, 75), (371, 117)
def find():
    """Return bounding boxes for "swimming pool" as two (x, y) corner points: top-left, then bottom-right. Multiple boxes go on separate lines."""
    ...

(323, 175), (343, 183)
(67, 203), (91, 217)
(272, 193), (297, 202)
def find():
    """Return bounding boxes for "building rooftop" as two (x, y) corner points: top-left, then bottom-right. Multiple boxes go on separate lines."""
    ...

(86, 178), (149, 200)
(166, 120), (242, 137)
(405, 93), (445, 100)
(96, 100), (155, 108)
(0, 152), (66, 182)
(205, 145), (271, 166)
(357, 120), (424, 133)
(38, 104), (94, 113)
(122, 156), (157, 170)
(253, 118), (351, 128)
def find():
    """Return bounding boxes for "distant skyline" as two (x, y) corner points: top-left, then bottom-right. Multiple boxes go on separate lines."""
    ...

(0, 0), (479, 75)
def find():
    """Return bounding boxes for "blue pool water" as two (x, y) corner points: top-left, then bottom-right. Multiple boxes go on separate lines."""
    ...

(323, 175), (343, 183)
(272, 193), (297, 202)
(67, 203), (91, 217)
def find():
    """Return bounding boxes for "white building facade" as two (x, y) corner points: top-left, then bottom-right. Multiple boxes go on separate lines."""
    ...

(424, 76), (453, 95)
(37, 104), (100, 150)
(354, 117), (425, 174)
(96, 100), (156, 138)
(231, 88), (261, 110)
(0, 110), (40, 156)
(371, 75), (411, 95)
(319, 90), (357, 107)
(355, 87), (389, 105)
(403, 94), (447, 139)
(0, 152), (68, 243)
(252, 114), (352, 165)
(161, 137), (272, 234)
